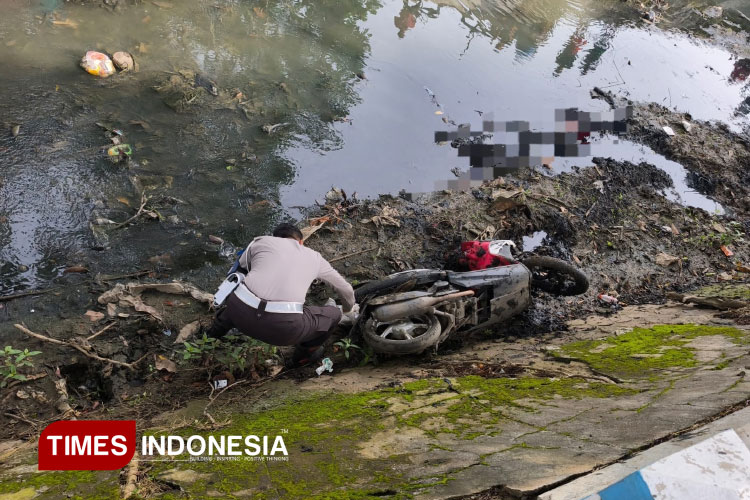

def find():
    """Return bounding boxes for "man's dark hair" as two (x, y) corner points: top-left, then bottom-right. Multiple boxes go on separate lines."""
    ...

(272, 223), (303, 240)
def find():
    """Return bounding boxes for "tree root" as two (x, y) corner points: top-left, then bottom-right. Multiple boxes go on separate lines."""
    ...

(122, 453), (139, 499)
(14, 324), (149, 371)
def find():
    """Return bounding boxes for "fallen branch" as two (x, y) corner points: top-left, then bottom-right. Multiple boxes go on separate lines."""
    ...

(113, 192), (152, 230)
(98, 270), (151, 281)
(203, 379), (250, 424)
(585, 201), (597, 218)
(122, 452), (139, 499)
(14, 324), (149, 371)
(527, 193), (570, 211)
(328, 246), (378, 263)
(87, 322), (116, 341)
(3, 411), (39, 429)
(203, 370), (286, 426)
(0, 287), (57, 302)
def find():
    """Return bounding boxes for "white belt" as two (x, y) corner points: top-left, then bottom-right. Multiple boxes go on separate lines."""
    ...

(234, 283), (304, 314)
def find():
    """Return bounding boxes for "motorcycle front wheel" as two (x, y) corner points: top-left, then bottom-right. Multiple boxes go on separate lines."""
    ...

(362, 313), (442, 355)
(521, 256), (589, 296)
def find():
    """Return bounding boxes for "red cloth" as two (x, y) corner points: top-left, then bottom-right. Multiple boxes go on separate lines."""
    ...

(459, 241), (512, 271)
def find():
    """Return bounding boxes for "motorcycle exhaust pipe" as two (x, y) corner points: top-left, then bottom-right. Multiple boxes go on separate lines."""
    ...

(371, 290), (474, 323)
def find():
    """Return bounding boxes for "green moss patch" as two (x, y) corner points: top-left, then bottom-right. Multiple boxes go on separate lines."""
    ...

(694, 284), (750, 300)
(556, 324), (749, 377)
(0, 471), (118, 500)
(144, 375), (634, 498)
(398, 376), (633, 439)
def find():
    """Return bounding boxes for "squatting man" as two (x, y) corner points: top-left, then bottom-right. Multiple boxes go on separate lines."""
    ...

(208, 223), (357, 366)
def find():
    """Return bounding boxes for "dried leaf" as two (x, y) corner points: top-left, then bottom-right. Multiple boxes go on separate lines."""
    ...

(84, 310), (105, 322)
(31, 390), (48, 403)
(175, 320), (200, 344)
(362, 205), (401, 227)
(117, 197), (130, 207)
(491, 197), (521, 212)
(301, 222), (325, 242)
(490, 188), (523, 200)
(268, 366), (283, 376)
(654, 252), (680, 267)
(309, 216), (331, 226)
(154, 355), (177, 373)
(249, 200), (270, 210)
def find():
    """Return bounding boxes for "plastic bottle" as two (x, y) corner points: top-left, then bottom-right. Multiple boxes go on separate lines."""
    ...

(597, 293), (618, 305)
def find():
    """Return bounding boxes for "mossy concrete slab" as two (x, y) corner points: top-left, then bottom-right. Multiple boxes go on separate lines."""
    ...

(1, 315), (748, 499)
(482, 441), (620, 491)
(0, 488), (36, 500)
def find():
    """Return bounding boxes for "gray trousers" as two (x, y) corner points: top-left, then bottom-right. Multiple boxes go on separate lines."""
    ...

(209, 293), (342, 347)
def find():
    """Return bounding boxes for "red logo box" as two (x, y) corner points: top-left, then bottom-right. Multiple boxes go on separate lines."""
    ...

(38, 420), (136, 470)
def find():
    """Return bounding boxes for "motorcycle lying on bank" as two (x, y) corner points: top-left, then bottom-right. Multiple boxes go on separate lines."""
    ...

(350, 240), (589, 355)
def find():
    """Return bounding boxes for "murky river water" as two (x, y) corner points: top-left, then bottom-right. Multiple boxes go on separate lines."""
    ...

(0, 0), (748, 292)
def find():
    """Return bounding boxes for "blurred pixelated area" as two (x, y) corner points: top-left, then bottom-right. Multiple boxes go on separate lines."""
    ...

(433, 106), (632, 190)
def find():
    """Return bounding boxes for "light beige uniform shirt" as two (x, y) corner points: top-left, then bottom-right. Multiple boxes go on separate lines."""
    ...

(239, 236), (355, 312)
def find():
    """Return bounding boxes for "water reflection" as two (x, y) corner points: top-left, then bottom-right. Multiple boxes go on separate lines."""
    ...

(0, 0), (381, 292)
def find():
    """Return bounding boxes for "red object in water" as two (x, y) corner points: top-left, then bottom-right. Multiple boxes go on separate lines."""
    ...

(460, 241), (512, 271)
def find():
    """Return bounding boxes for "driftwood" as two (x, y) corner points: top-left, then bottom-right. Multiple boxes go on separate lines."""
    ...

(97, 281), (214, 323)
(666, 292), (748, 310)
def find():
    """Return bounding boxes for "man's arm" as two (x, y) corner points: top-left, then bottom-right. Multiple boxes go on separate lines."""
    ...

(317, 257), (356, 312)
(238, 238), (260, 272)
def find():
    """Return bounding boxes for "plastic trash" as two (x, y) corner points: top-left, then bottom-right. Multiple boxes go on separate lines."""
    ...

(80, 51), (115, 78)
(213, 379), (228, 389)
(315, 357), (333, 377)
(597, 293), (618, 305)
(107, 143), (132, 163)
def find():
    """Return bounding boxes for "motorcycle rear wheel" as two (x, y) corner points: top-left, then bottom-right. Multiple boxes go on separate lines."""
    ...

(522, 256), (589, 296)
(363, 313), (442, 355)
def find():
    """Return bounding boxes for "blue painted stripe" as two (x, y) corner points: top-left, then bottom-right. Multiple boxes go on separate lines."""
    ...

(590, 471), (653, 500)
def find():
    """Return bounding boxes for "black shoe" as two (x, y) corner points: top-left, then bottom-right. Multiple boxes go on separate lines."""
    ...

(205, 321), (230, 339)
(292, 345), (325, 367)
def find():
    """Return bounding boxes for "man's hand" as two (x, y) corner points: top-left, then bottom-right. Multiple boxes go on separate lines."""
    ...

(340, 303), (360, 327)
